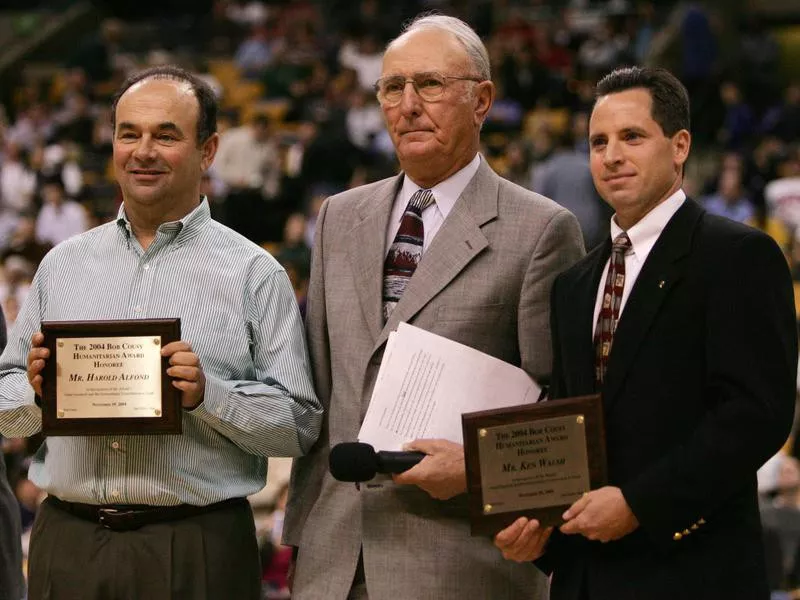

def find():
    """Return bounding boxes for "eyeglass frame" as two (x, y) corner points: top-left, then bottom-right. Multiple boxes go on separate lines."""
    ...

(374, 71), (486, 105)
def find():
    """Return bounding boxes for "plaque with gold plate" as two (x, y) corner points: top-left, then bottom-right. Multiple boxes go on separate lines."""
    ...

(41, 319), (182, 436)
(462, 394), (607, 536)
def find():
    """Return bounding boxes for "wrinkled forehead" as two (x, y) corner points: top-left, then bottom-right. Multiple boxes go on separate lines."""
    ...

(381, 29), (470, 77)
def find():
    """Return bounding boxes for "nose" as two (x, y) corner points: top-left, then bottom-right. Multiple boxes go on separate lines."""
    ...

(132, 135), (156, 162)
(603, 139), (624, 167)
(397, 81), (422, 118)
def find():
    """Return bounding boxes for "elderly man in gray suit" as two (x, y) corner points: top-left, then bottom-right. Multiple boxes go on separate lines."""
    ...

(284, 14), (585, 600)
(0, 307), (24, 600)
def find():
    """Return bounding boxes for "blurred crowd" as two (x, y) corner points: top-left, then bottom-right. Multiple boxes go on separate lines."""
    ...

(0, 0), (798, 596)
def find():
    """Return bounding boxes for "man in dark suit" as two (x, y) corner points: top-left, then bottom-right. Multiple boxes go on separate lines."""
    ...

(494, 66), (797, 599)
(0, 307), (24, 600)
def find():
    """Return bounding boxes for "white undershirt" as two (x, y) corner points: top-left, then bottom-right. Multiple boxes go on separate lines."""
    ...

(592, 190), (686, 336)
(384, 154), (481, 256)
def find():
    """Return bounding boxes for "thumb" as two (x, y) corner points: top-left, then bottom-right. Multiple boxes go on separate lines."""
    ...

(402, 438), (446, 454)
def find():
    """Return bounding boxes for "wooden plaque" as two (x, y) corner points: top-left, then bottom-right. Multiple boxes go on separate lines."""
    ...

(41, 319), (182, 435)
(462, 394), (607, 536)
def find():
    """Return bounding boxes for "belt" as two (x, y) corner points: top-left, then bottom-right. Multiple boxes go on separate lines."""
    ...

(46, 495), (246, 531)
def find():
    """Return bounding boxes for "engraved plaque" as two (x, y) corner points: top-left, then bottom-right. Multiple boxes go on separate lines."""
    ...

(462, 394), (607, 536)
(477, 414), (590, 515)
(41, 319), (181, 435)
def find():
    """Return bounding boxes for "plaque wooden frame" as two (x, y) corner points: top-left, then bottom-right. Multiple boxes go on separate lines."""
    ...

(462, 394), (607, 536)
(41, 319), (182, 436)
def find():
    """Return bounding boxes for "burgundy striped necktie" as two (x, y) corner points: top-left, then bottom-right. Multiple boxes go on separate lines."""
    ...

(383, 189), (435, 321)
(594, 232), (632, 387)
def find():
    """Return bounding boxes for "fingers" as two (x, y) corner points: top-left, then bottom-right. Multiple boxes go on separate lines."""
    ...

(166, 365), (202, 381)
(562, 492), (590, 521)
(495, 517), (528, 547)
(31, 332), (45, 348)
(160, 340), (194, 358)
(403, 438), (460, 454)
(27, 333), (48, 396)
(495, 518), (551, 562)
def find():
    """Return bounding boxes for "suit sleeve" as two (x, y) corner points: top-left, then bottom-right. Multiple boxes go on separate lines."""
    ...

(518, 208), (585, 383)
(621, 230), (797, 550)
(283, 198), (333, 547)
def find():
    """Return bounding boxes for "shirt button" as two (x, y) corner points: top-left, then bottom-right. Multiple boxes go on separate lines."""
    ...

(143, 264), (150, 271)
(134, 306), (142, 313)
(111, 441), (120, 450)
(111, 490), (120, 498)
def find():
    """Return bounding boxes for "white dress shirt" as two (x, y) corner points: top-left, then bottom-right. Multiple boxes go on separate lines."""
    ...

(592, 190), (686, 336)
(385, 153), (481, 256)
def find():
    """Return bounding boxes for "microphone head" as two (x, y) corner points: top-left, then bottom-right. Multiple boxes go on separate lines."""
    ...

(329, 442), (379, 482)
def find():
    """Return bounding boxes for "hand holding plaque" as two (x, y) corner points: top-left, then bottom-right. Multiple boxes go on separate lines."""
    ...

(461, 394), (607, 537)
(40, 319), (182, 436)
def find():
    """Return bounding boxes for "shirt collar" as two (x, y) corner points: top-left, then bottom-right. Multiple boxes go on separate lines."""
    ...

(116, 197), (211, 244)
(396, 153), (482, 222)
(610, 189), (686, 259)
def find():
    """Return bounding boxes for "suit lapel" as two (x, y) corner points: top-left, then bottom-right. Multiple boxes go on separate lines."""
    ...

(602, 199), (704, 405)
(373, 161), (497, 353)
(346, 176), (402, 348)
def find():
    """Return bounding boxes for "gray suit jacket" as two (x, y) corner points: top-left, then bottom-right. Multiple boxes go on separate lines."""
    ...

(285, 160), (585, 599)
(0, 307), (23, 600)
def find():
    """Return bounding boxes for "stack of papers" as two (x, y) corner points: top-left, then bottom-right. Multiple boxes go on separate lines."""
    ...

(358, 323), (541, 451)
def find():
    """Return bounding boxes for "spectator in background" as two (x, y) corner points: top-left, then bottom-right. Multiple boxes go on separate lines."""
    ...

(274, 212), (310, 278)
(702, 168), (754, 223)
(761, 82), (800, 145)
(214, 112), (281, 242)
(338, 32), (383, 93)
(35, 176), (90, 247)
(55, 94), (95, 148)
(235, 24), (276, 79)
(1, 216), (52, 271)
(765, 147), (800, 243)
(718, 80), (754, 151)
(532, 128), (608, 249)
(345, 89), (384, 153)
(0, 142), (36, 216)
(7, 104), (55, 153)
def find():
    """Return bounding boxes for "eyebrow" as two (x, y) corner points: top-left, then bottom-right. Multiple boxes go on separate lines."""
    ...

(117, 121), (185, 135)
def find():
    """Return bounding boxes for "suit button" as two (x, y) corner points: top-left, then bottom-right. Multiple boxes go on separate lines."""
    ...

(673, 532), (682, 541)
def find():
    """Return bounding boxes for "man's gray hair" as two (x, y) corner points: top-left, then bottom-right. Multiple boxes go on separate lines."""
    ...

(387, 14), (491, 82)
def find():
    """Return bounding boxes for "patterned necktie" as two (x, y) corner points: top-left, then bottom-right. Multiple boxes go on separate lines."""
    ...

(383, 188), (435, 321)
(594, 232), (632, 387)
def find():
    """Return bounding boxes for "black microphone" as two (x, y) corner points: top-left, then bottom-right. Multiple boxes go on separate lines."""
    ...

(329, 442), (426, 482)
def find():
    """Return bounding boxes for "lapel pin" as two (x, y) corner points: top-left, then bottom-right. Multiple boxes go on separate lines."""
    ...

(658, 280), (665, 289)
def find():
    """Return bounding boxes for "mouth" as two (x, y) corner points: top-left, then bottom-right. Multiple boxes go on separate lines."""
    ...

(604, 174), (635, 184)
(128, 168), (168, 183)
(400, 129), (433, 136)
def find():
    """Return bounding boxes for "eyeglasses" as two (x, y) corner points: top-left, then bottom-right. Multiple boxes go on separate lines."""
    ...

(374, 71), (484, 105)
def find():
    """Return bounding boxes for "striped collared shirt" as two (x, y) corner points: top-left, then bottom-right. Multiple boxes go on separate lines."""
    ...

(0, 199), (322, 506)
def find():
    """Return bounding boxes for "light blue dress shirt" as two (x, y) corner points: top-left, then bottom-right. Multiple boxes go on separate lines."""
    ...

(0, 199), (322, 506)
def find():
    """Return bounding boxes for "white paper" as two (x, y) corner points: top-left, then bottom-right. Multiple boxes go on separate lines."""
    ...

(359, 323), (541, 451)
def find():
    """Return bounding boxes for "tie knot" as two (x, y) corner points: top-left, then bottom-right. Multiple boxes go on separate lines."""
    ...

(612, 232), (631, 253)
(408, 189), (435, 213)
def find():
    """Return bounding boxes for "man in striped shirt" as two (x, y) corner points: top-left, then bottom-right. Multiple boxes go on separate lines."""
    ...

(0, 65), (322, 600)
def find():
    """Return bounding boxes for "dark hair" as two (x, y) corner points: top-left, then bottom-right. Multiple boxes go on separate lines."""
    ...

(595, 66), (690, 137)
(110, 65), (218, 146)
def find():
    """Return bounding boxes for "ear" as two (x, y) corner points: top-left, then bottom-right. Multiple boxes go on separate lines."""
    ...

(200, 132), (220, 171)
(672, 129), (691, 169)
(474, 80), (495, 126)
